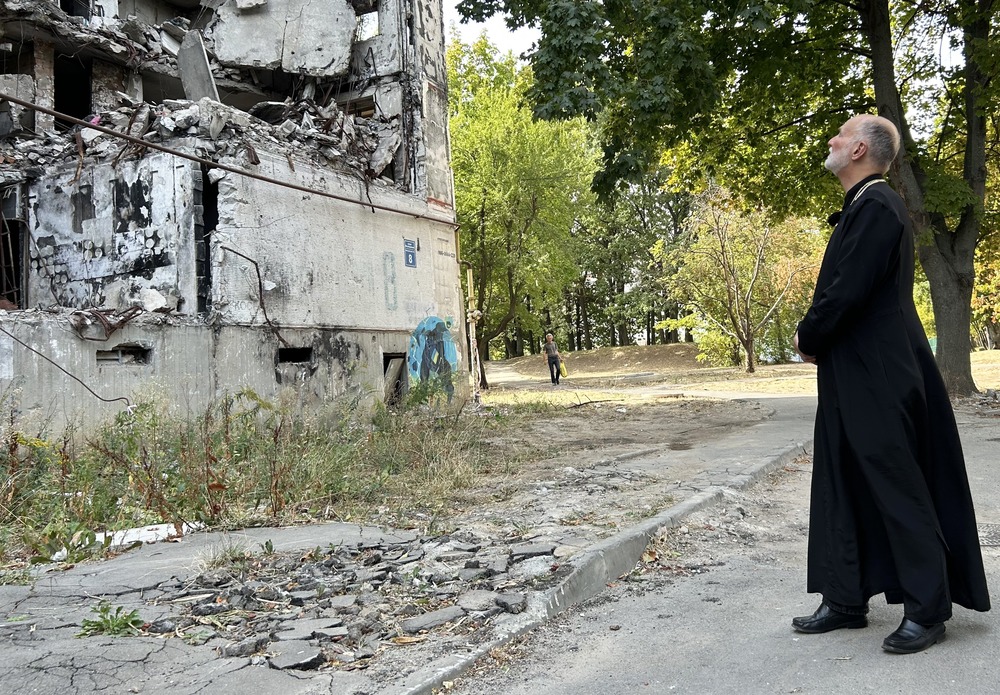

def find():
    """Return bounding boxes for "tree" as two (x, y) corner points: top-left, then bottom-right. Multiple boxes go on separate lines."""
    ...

(657, 186), (824, 372)
(569, 167), (691, 349)
(457, 0), (1000, 393)
(447, 35), (597, 387)
(973, 237), (1000, 350)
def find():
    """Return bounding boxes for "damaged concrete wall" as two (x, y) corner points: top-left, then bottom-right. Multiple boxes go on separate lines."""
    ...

(410, 0), (451, 207)
(210, 150), (459, 330)
(207, 0), (356, 77)
(27, 153), (197, 312)
(0, 314), (409, 427)
(0, 0), (464, 429)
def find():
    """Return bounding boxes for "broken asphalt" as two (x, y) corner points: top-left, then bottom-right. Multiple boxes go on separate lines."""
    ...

(1, 374), (995, 695)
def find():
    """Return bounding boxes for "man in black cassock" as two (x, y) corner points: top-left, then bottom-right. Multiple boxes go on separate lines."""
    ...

(791, 114), (990, 654)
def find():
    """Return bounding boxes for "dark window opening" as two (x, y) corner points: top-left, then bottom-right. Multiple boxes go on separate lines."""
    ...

(54, 54), (92, 129)
(278, 347), (313, 363)
(380, 155), (398, 183)
(141, 72), (186, 105)
(341, 95), (376, 119)
(60, 0), (92, 19)
(383, 353), (406, 407)
(97, 344), (151, 365)
(194, 165), (217, 313)
(0, 42), (34, 75)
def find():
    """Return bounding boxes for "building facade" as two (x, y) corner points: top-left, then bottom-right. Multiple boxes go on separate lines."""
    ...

(0, 0), (464, 427)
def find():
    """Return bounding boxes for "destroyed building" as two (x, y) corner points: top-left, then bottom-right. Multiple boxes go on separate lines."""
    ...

(0, 0), (464, 426)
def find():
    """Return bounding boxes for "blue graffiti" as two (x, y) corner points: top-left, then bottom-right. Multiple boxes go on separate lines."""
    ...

(408, 316), (458, 401)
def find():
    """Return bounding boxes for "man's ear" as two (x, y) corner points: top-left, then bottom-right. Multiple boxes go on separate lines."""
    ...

(852, 141), (867, 160)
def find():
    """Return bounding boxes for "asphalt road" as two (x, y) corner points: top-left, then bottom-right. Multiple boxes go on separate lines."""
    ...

(447, 405), (1000, 695)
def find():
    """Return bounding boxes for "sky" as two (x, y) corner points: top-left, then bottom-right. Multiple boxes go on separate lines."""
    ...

(443, 1), (539, 59)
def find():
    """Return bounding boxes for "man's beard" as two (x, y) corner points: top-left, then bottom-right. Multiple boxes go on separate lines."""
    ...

(824, 148), (849, 173)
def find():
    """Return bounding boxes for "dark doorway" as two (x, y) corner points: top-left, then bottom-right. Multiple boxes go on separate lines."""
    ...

(195, 165), (218, 313)
(0, 187), (24, 309)
(383, 352), (406, 407)
(54, 54), (92, 128)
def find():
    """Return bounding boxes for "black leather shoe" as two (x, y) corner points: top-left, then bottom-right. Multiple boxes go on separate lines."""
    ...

(882, 618), (945, 654)
(792, 603), (868, 634)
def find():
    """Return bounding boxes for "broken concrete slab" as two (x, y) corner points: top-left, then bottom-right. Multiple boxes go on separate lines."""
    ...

(510, 543), (557, 562)
(400, 606), (465, 634)
(218, 634), (268, 657)
(457, 590), (498, 613)
(267, 640), (324, 670)
(177, 31), (220, 102)
(273, 618), (345, 641)
(495, 592), (528, 614)
(208, 0), (356, 77)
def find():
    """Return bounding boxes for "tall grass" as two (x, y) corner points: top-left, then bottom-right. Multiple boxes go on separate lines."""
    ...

(0, 386), (530, 567)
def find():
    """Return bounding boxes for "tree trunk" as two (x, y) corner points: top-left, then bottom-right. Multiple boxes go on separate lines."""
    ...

(744, 335), (756, 373)
(477, 340), (490, 389)
(861, 0), (982, 394)
(921, 248), (977, 390)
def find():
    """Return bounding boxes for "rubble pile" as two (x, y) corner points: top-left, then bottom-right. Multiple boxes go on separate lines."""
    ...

(969, 388), (1000, 415)
(147, 531), (544, 672)
(0, 96), (402, 184)
(0, 1), (404, 183)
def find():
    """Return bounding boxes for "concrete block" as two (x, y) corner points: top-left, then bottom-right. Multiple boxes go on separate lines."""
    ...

(209, 0), (355, 76)
(400, 606), (465, 634)
(178, 32), (220, 102)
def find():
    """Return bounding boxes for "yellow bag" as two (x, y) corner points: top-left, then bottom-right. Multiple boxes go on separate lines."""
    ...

(559, 361), (568, 377)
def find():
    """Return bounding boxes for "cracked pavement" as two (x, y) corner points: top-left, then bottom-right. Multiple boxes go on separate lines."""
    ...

(1, 389), (822, 695)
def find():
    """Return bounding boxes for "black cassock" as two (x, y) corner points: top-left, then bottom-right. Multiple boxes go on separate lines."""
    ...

(797, 174), (990, 623)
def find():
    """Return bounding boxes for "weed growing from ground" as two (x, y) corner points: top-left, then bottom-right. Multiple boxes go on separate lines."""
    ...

(77, 601), (144, 637)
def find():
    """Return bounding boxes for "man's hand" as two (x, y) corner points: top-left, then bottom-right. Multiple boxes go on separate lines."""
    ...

(794, 331), (817, 364)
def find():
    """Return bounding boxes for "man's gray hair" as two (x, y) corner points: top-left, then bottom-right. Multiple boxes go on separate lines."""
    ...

(857, 116), (901, 173)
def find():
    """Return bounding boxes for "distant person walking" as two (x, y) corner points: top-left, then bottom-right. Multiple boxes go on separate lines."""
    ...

(542, 333), (561, 385)
(792, 114), (990, 653)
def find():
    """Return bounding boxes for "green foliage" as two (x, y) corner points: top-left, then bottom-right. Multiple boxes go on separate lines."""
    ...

(77, 601), (144, 637)
(448, 34), (598, 362)
(1, 389), (524, 567)
(401, 375), (455, 411)
(921, 161), (976, 219)
(458, 0), (1000, 391)
(28, 521), (110, 565)
(914, 272), (937, 340)
(458, 0), (862, 204)
(656, 186), (825, 371)
(973, 237), (1000, 349)
(571, 166), (693, 349)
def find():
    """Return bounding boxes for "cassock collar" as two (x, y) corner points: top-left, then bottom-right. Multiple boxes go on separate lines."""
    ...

(827, 174), (885, 227)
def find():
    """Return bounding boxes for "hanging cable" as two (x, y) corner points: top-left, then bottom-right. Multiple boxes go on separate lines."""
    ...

(0, 325), (131, 407)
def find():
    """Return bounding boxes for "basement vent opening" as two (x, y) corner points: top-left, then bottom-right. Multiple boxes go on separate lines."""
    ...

(278, 346), (313, 363)
(97, 344), (151, 365)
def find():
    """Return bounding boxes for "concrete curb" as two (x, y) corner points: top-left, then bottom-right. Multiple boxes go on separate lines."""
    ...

(386, 439), (813, 695)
